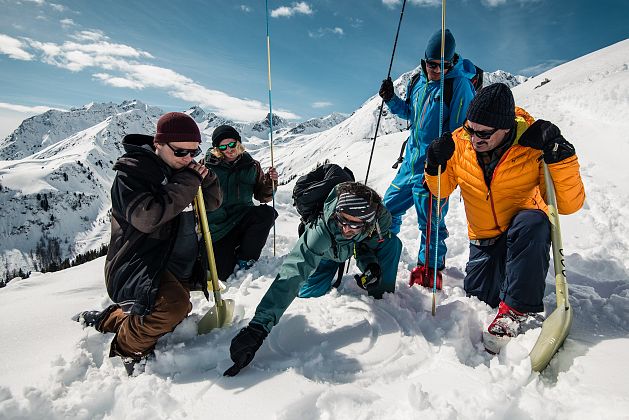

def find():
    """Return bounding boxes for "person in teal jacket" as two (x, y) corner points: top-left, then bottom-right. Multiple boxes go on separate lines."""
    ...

(223, 182), (402, 376)
(378, 28), (476, 288)
(204, 125), (278, 281)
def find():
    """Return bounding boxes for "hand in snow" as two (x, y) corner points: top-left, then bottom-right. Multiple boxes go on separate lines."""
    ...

(354, 263), (381, 291)
(223, 323), (268, 377)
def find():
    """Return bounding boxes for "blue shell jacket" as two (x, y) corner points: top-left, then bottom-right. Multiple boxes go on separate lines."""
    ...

(386, 56), (477, 183)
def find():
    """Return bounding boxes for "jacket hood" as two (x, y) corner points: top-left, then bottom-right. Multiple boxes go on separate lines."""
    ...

(114, 134), (171, 183)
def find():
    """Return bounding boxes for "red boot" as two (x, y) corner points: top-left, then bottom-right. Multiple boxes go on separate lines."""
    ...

(487, 301), (527, 338)
(409, 265), (443, 290)
(483, 301), (528, 354)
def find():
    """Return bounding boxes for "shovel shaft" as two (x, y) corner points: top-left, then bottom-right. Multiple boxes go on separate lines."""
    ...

(194, 187), (224, 308)
(543, 163), (569, 310)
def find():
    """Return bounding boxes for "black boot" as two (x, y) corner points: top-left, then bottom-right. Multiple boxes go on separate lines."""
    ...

(73, 304), (118, 332)
(121, 351), (155, 376)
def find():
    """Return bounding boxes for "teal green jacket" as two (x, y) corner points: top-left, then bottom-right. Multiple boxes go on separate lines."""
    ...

(205, 152), (274, 241)
(251, 185), (393, 333)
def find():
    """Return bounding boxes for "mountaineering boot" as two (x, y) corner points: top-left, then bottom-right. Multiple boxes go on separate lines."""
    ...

(409, 265), (442, 289)
(122, 356), (147, 376)
(482, 301), (528, 354)
(73, 304), (119, 332)
(121, 352), (155, 376)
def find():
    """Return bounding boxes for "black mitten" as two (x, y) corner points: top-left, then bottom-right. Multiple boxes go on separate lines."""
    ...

(379, 77), (394, 102)
(355, 263), (381, 291)
(519, 119), (575, 164)
(425, 132), (455, 175)
(223, 323), (268, 377)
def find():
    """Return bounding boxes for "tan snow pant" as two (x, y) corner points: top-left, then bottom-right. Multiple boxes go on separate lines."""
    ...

(101, 271), (192, 358)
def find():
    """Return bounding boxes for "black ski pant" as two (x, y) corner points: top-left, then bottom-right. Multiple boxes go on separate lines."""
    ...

(464, 210), (550, 313)
(213, 205), (278, 281)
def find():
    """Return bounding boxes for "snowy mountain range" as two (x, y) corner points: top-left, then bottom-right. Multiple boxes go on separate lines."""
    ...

(0, 68), (525, 279)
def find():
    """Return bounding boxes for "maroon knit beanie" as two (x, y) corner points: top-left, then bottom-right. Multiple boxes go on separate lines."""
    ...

(154, 112), (201, 143)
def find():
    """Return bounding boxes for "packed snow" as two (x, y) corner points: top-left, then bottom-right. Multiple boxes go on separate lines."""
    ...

(1, 40), (628, 419)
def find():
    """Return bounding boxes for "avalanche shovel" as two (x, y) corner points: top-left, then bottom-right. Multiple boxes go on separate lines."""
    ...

(194, 187), (235, 335)
(528, 163), (573, 372)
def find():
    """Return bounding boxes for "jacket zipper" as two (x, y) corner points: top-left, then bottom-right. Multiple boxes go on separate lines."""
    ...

(455, 97), (463, 124)
(485, 148), (514, 232)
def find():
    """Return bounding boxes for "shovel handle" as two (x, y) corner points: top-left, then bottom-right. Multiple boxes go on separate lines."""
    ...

(194, 187), (224, 307)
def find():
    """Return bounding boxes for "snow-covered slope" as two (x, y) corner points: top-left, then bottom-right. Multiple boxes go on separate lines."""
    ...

(0, 40), (628, 419)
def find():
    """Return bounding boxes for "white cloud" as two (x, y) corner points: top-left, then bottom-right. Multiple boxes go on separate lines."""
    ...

(92, 73), (144, 89)
(22, 0), (45, 5)
(69, 30), (107, 42)
(349, 18), (363, 28)
(0, 31), (299, 122)
(60, 18), (75, 29)
(0, 34), (34, 60)
(49, 3), (66, 12)
(481, 0), (507, 6)
(312, 101), (332, 108)
(308, 27), (344, 38)
(382, 0), (441, 7)
(0, 102), (63, 113)
(239, 5), (252, 12)
(271, 2), (313, 18)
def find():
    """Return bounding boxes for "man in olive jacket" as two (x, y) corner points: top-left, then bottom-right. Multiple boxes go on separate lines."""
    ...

(223, 182), (402, 376)
(76, 112), (222, 375)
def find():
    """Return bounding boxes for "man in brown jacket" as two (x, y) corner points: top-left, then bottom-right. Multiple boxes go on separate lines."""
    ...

(76, 112), (222, 375)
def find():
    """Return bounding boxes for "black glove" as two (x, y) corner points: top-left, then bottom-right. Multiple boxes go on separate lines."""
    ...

(518, 119), (575, 164)
(379, 77), (394, 102)
(355, 263), (381, 291)
(223, 323), (268, 377)
(425, 132), (455, 175)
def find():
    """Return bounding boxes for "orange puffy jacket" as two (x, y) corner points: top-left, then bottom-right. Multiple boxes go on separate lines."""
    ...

(424, 107), (585, 240)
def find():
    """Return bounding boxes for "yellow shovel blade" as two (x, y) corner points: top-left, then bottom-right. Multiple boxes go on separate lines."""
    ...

(197, 298), (236, 335)
(529, 305), (573, 372)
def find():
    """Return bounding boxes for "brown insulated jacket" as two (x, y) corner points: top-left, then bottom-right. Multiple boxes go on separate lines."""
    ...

(104, 134), (222, 316)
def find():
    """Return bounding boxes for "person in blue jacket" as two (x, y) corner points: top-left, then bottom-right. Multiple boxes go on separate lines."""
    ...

(223, 182), (402, 376)
(378, 28), (476, 288)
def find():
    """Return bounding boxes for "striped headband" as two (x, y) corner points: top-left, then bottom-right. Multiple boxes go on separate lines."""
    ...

(336, 192), (376, 223)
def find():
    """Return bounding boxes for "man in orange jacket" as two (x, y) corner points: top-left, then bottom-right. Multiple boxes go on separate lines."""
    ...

(424, 83), (585, 353)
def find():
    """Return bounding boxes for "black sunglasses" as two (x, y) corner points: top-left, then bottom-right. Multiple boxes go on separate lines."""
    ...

(166, 143), (202, 158)
(463, 124), (499, 140)
(217, 141), (238, 151)
(334, 212), (365, 230)
(425, 60), (453, 71)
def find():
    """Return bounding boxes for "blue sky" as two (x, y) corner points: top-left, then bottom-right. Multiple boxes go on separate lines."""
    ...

(0, 0), (626, 138)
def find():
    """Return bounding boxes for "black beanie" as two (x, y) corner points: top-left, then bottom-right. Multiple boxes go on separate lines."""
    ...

(212, 125), (241, 148)
(154, 112), (201, 143)
(466, 83), (515, 129)
(425, 29), (456, 61)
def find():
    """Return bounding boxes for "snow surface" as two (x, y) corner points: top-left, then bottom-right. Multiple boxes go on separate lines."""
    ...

(1, 40), (629, 419)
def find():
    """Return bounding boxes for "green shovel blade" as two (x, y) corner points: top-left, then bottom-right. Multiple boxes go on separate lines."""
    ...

(529, 305), (573, 372)
(197, 298), (236, 335)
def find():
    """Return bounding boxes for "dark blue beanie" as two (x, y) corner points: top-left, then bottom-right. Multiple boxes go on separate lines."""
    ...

(425, 29), (456, 61)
